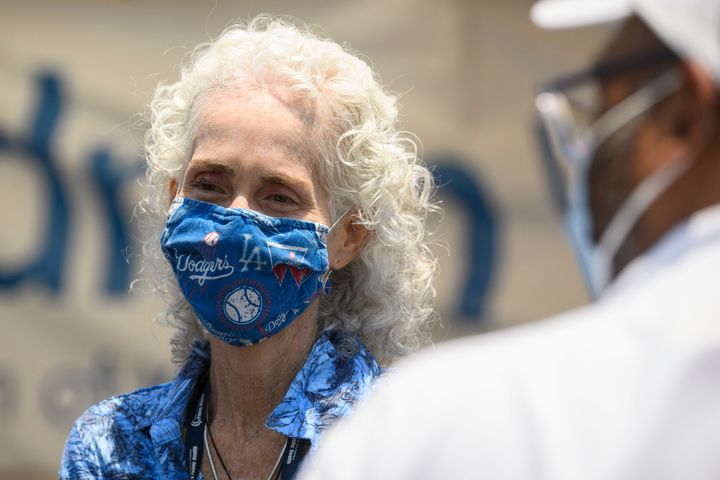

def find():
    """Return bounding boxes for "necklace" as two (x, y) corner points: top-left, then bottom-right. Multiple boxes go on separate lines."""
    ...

(266, 437), (289, 480)
(205, 424), (289, 480)
(203, 425), (220, 480)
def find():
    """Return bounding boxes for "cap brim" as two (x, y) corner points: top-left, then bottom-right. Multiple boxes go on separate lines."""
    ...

(531, 0), (634, 29)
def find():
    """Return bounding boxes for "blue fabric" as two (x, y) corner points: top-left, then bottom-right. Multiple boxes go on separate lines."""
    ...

(160, 197), (331, 346)
(59, 332), (382, 479)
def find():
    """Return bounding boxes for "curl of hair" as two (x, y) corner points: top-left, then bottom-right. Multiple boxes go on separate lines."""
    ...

(136, 15), (440, 366)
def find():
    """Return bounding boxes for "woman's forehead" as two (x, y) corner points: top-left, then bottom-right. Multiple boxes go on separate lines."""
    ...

(191, 87), (319, 169)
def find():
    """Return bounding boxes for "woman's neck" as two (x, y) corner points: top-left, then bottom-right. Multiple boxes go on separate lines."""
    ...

(207, 306), (319, 439)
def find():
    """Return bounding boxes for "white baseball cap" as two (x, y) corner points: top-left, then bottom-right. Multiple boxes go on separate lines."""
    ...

(530, 0), (720, 83)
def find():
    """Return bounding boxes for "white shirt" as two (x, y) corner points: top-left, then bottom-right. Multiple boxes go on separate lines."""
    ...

(300, 204), (720, 480)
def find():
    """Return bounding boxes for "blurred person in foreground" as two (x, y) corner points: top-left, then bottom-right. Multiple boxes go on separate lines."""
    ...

(59, 16), (438, 480)
(299, 0), (720, 479)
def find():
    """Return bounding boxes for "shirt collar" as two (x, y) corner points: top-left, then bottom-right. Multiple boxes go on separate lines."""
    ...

(265, 332), (382, 445)
(145, 332), (381, 446)
(605, 203), (720, 297)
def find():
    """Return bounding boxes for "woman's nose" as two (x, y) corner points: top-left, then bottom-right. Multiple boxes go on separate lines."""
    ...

(228, 195), (251, 210)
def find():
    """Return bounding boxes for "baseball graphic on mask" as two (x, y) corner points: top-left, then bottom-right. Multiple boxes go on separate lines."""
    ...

(223, 286), (263, 325)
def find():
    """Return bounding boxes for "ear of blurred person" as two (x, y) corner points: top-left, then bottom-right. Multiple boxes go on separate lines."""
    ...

(297, 1), (720, 479)
(588, 17), (720, 276)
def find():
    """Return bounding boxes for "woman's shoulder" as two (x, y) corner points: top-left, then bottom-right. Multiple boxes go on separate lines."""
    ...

(66, 340), (210, 449)
(65, 381), (174, 450)
(77, 381), (173, 430)
(60, 381), (176, 478)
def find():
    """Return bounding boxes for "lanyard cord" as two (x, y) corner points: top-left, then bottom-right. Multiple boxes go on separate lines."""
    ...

(268, 439), (288, 480)
(206, 420), (290, 480)
(204, 426), (220, 480)
(205, 425), (231, 479)
(186, 375), (209, 480)
(185, 372), (310, 480)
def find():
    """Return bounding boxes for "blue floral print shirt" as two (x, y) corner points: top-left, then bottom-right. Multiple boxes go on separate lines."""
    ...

(59, 332), (382, 479)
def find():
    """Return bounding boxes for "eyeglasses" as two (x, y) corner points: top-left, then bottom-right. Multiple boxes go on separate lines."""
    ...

(535, 48), (681, 196)
(540, 49), (678, 93)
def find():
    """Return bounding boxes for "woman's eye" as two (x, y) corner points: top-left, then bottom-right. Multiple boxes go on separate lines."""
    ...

(186, 173), (226, 195)
(194, 180), (220, 192)
(269, 194), (294, 204)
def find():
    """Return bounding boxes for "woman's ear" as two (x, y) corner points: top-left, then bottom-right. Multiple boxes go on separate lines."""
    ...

(327, 209), (371, 270)
(168, 178), (178, 208)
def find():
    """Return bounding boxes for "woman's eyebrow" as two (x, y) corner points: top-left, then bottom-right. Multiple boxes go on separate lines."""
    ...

(187, 159), (236, 178)
(259, 171), (304, 185)
(189, 160), (312, 193)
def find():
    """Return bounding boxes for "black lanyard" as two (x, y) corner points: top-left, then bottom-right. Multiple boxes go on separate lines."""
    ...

(185, 374), (310, 480)
(186, 374), (209, 480)
(277, 436), (310, 480)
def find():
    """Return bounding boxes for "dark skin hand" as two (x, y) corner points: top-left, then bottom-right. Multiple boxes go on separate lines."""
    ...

(589, 16), (720, 277)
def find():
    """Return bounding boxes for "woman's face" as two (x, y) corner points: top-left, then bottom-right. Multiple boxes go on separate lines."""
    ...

(180, 87), (331, 226)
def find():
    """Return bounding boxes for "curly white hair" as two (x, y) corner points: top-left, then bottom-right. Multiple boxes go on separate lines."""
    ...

(136, 15), (439, 366)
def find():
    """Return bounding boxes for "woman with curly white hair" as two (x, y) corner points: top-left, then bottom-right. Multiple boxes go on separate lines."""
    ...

(60, 15), (437, 480)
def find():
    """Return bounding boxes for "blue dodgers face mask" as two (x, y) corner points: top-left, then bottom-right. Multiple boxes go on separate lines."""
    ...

(160, 197), (334, 346)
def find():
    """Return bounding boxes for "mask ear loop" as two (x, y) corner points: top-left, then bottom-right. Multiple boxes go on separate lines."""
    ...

(167, 167), (192, 216)
(591, 155), (693, 291)
(582, 70), (685, 295)
(585, 70), (683, 153)
(320, 207), (355, 291)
